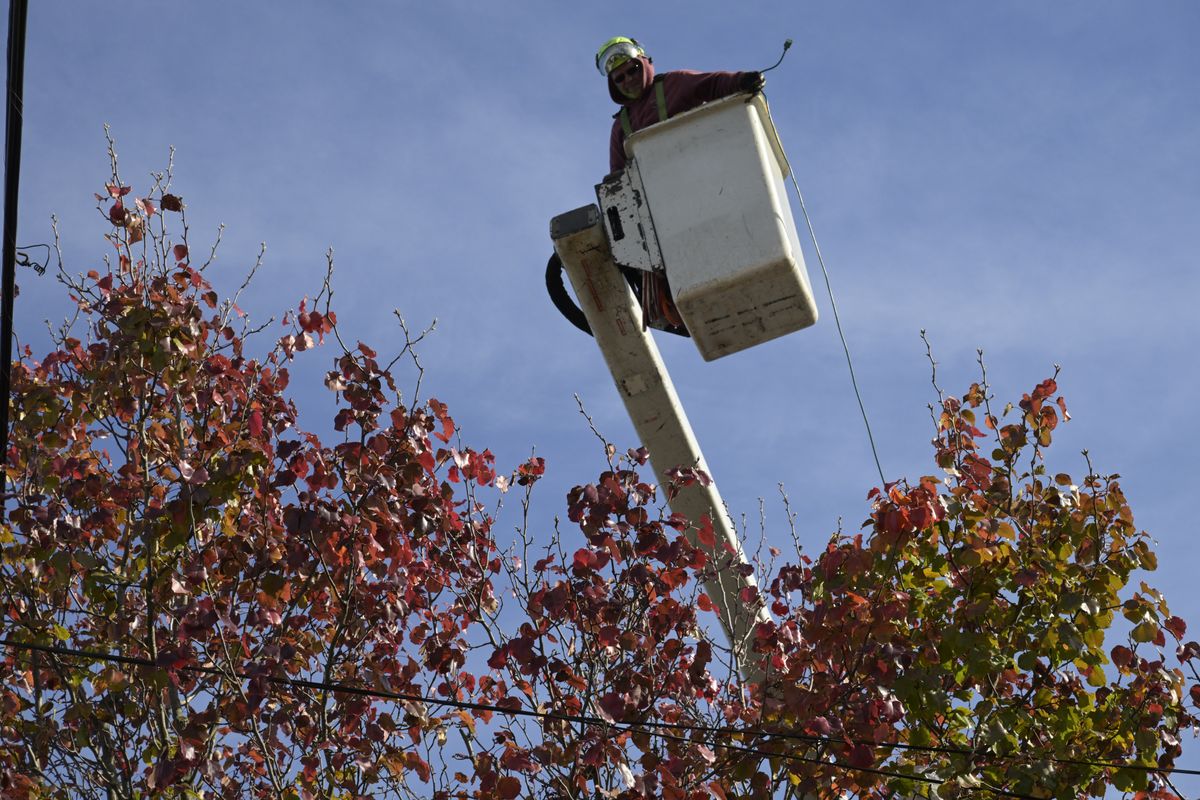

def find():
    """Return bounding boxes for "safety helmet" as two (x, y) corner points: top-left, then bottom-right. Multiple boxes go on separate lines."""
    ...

(595, 36), (646, 76)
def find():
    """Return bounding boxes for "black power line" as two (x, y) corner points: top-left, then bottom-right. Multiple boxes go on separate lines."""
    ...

(0, 638), (1023, 797)
(1, 0), (29, 500)
(2, 637), (1193, 792)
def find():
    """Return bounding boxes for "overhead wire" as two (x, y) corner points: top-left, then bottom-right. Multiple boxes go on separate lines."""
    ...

(3, 637), (1195, 787)
(787, 166), (887, 489)
(763, 92), (887, 488)
(0, 638), (1022, 797)
(753, 38), (888, 487)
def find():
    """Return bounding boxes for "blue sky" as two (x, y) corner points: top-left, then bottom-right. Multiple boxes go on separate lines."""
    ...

(9, 1), (1200, 786)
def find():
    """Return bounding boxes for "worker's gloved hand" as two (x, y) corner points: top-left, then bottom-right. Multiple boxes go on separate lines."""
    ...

(740, 71), (766, 94)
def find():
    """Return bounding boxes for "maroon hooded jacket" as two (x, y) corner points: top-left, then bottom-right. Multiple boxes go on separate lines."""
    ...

(608, 55), (750, 172)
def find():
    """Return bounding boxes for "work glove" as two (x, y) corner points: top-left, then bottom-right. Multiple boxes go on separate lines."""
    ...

(739, 71), (766, 93)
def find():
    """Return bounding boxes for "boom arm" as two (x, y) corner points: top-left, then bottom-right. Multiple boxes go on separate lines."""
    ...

(550, 204), (769, 671)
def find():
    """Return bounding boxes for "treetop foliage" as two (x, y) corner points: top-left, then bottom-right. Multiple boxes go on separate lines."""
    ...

(1, 150), (1197, 799)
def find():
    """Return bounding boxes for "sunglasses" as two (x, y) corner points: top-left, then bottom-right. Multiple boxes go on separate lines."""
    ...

(611, 60), (643, 84)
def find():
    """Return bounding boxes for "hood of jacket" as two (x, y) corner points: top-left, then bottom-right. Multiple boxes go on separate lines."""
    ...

(607, 55), (656, 105)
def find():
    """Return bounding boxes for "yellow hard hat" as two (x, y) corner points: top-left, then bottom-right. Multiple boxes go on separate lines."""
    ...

(595, 36), (645, 76)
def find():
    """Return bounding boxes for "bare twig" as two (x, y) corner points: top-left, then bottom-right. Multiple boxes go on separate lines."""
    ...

(574, 394), (616, 467)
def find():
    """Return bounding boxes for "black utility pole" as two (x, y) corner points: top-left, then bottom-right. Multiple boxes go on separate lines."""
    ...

(0, 0), (29, 499)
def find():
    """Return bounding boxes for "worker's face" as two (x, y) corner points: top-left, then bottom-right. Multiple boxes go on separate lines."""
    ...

(610, 59), (644, 99)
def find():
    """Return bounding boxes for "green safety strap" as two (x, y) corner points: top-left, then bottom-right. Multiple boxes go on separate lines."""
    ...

(654, 77), (667, 122)
(618, 77), (669, 139)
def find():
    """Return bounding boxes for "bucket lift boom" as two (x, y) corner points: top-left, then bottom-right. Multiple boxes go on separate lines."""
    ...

(548, 92), (817, 667)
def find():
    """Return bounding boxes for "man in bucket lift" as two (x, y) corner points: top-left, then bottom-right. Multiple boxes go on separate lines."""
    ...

(598, 36), (765, 173)
(597, 36), (765, 331)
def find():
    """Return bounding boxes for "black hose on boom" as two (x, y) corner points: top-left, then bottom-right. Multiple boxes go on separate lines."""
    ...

(545, 252), (689, 338)
(545, 252), (592, 336)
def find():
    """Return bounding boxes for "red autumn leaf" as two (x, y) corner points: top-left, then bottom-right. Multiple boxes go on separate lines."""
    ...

(108, 201), (126, 225)
(1165, 616), (1187, 640)
(909, 505), (933, 529)
(248, 410), (263, 437)
(598, 692), (625, 723)
(486, 647), (508, 669)
(1110, 645), (1134, 669)
(406, 752), (431, 782)
(428, 398), (455, 443)
(496, 776), (521, 799)
(695, 515), (716, 549)
(882, 507), (907, 535)
(517, 456), (545, 485)
(160, 193), (184, 211)
(147, 756), (179, 789)
(847, 743), (874, 769)
(572, 548), (595, 572)
(1057, 395), (1071, 421)
(173, 244), (188, 262)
